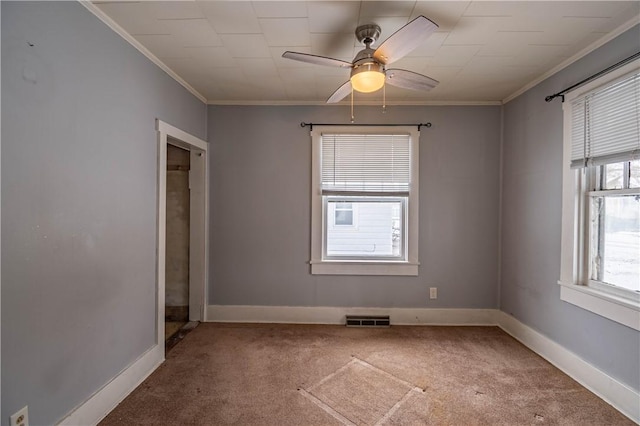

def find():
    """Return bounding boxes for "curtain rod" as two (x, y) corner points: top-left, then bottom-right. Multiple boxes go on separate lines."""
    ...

(300, 122), (431, 131)
(545, 51), (640, 103)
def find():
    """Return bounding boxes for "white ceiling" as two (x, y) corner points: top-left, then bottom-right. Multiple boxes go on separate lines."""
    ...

(92, 1), (640, 104)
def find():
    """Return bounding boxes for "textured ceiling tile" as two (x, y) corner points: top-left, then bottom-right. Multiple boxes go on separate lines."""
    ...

(236, 58), (279, 76)
(411, 1), (470, 31)
(198, 1), (261, 34)
(221, 34), (272, 58)
(285, 83), (319, 101)
(97, 2), (170, 35)
(509, 44), (573, 66)
(307, 1), (360, 33)
(184, 46), (237, 68)
(429, 45), (482, 67)
(360, 1), (416, 17)
(443, 16), (509, 45)
(462, 1), (520, 17)
(134, 34), (186, 58)
(461, 55), (518, 75)
(152, 2), (205, 20)
(260, 18), (311, 47)
(163, 19), (223, 48)
(279, 67), (320, 83)
(252, 1), (308, 18)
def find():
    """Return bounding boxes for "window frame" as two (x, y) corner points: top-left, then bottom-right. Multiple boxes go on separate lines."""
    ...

(310, 126), (420, 276)
(559, 59), (640, 331)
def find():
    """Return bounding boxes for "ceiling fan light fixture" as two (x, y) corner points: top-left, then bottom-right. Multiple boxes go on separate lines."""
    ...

(350, 62), (385, 93)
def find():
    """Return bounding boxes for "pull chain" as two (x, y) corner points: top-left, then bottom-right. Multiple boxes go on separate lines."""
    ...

(383, 83), (386, 114)
(351, 85), (355, 123)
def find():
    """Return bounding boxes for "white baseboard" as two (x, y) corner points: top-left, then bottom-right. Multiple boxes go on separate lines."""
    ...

(206, 305), (498, 326)
(58, 345), (164, 426)
(496, 311), (640, 424)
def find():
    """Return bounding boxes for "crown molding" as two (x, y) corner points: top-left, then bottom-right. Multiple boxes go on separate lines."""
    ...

(79, 1), (207, 104)
(206, 100), (503, 106)
(503, 15), (640, 104)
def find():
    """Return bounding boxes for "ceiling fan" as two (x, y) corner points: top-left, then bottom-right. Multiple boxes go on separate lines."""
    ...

(282, 16), (439, 103)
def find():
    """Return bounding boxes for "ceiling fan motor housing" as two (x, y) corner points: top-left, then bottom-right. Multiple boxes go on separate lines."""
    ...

(355, 23), (381, 46)
(351, 49), (385, 76)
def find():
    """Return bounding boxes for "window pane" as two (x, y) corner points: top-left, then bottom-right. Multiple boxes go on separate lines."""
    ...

(591, 195), (640, 291)
(335, 210), (353, 225)
(630, 160), (640, 189)
(603, 162), (625, 189)
(327, 198), (403, 258)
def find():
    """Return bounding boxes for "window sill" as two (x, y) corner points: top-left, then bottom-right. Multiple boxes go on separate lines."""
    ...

(311, 261), (419, 276)
(558, 281), (640, 331)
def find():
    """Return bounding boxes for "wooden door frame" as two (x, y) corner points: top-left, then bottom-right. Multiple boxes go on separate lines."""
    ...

(156, 119), (208, 347)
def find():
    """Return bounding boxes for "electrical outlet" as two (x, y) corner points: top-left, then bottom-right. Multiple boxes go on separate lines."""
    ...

(10, 406), (28, 426)
(429, 287), (437, 300)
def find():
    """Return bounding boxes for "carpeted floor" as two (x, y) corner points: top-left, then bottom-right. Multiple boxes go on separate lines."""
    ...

(100, 323), (633, 425)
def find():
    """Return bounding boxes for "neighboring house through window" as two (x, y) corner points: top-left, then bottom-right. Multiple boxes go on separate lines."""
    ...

(559, 59), (640, 330)
(310, 126), (420, 275)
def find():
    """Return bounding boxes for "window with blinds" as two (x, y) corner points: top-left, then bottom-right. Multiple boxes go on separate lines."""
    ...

(321, 133), (411, 194)
(310, 126), (420, 274)
(559, 59), (640, 329)
(570, 71), (640, 168)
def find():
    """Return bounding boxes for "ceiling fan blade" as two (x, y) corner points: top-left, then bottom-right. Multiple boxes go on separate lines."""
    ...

(282, 51), (352, 68)
(373, 16), (438, 65)
(327, 80), (352, 103)
(385, 69), (439, 92)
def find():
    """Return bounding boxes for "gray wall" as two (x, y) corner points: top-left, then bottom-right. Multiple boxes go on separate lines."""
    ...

(501, 25), (640, 392)
(208, 105), (501, 308)
(1, 2), (206, 424)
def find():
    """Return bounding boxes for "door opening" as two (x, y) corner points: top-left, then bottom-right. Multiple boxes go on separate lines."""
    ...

(165, 144), (190, 340)
(156, 120), (208, 354)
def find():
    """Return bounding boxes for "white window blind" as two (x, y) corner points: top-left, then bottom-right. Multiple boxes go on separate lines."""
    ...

(570, 71), (640, 168)
(321, 133), (411, 194)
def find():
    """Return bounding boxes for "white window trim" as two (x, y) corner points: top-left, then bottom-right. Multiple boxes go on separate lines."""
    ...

(310, 126), (420, 276)
(559, 59), (640, 331)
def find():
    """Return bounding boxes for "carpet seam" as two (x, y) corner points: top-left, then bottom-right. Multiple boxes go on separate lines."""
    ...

(298, 388), (357, 426)
(374, 387), (424, 426)
(353, 358), (418, 390)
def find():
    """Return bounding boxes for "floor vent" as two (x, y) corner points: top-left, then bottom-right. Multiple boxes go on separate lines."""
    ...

(345, 315), (390, 327)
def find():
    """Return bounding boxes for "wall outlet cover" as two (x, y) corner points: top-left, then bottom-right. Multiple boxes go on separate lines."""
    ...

(429, 287), (437, 299)
(10, 406), (29, 426)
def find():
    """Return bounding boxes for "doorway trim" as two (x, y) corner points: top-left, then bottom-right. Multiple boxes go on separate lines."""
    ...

(156, 119), (208, 347)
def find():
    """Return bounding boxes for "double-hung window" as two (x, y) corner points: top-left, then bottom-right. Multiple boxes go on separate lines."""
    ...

(310, 126), (420, 275)
(559, 60), (640, 330)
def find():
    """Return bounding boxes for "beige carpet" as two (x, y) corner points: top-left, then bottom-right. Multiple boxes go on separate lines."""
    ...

(100, 323), (633, 425)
